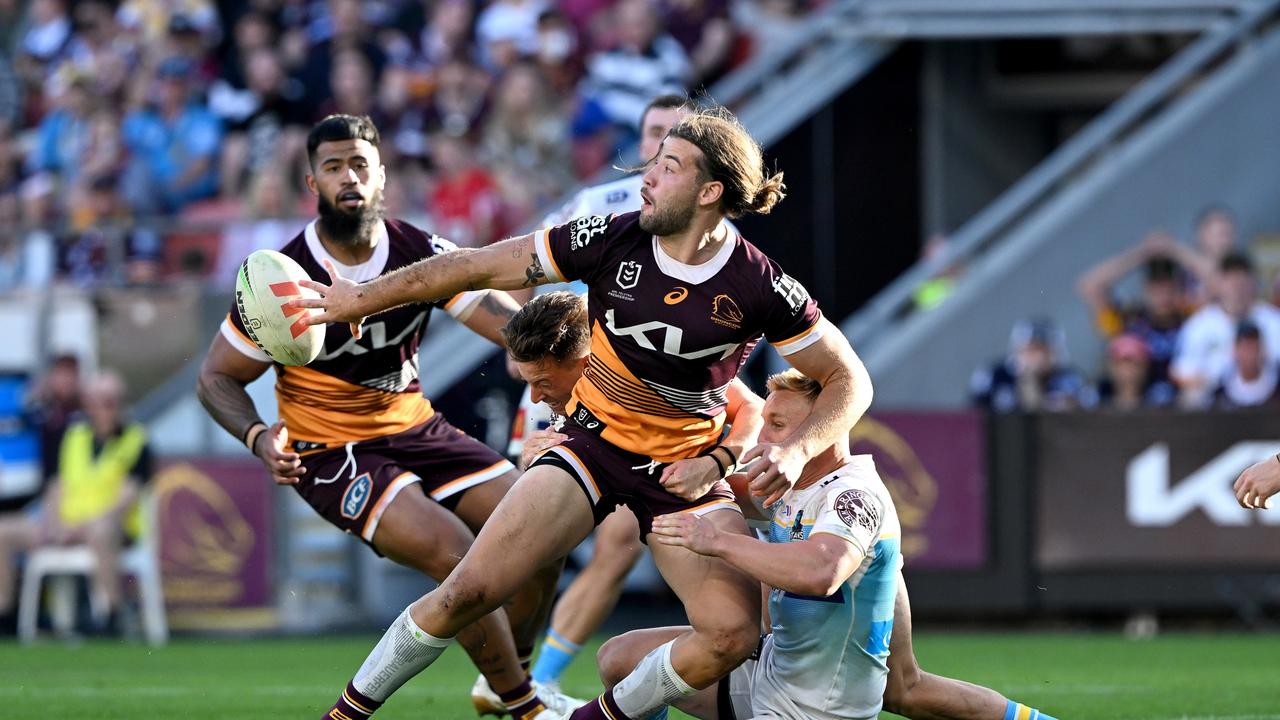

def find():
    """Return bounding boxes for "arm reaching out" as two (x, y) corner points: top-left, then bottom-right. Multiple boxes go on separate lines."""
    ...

(743, 321), (871, 494)
(295, 233), (551, 332)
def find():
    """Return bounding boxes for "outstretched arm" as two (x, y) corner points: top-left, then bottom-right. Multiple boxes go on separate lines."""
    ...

(296, 233), (551, 331)
(743, 321), (871, 490)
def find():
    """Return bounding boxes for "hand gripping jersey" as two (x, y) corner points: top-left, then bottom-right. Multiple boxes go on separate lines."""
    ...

(534, 211), (823, 461)
(221, 219), (487, 451)
(758, 455), (902, 720)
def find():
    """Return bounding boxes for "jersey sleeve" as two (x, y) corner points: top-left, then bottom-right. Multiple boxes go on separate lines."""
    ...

(220, 306), (271, 362)
(811, 486), (884, 556)
(533, 214), (617, 285)
(429, 234), (488, 318)
(763, 262), (824, 356)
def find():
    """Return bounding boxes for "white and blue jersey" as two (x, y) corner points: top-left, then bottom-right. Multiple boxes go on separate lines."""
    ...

(750, 455), (902, 720)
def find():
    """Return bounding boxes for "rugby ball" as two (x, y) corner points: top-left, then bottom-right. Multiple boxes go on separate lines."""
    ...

(234, 249), (326, 366)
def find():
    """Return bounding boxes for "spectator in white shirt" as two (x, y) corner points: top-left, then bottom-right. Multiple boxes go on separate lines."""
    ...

(1171, 253), (1280, 407)
(1212, 320), (1280, 409)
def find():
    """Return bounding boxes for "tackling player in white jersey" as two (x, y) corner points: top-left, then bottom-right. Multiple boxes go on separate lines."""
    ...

(602, 369), (1060, 720)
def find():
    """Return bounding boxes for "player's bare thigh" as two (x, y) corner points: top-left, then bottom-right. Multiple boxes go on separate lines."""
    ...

(592, 504), (643, 569)
(647, 508), (761, 687)
(451, 468), (522, 536)
(370, 486), (480, 581)
(411, 464), (596, 633)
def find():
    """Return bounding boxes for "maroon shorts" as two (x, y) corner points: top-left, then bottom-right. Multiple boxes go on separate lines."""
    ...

(294, 413), (514, 548)
(529, 416), (739, 541)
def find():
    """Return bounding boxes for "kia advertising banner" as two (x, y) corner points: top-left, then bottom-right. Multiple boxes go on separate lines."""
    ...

(154, 458), (277, 629)
(850, 411), (987, 569)
(1036, 411), (1280, 570)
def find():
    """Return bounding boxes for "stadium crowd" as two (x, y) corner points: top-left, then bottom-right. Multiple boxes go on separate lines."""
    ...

(0, 0), (811, 291)
(970, 206), (1280, 412)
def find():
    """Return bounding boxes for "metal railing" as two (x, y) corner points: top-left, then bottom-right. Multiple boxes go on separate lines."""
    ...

(841, 0), (1280, 351)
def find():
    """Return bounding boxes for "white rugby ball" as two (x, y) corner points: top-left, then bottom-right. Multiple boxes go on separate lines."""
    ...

(234, 249), (326, 366)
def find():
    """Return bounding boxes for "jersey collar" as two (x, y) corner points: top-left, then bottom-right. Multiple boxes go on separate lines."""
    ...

(650, 221), (737, 284)
(304, 219), (389, 282)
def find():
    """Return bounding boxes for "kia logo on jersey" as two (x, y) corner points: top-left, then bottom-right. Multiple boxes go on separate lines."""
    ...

(616, 261), (642, 289)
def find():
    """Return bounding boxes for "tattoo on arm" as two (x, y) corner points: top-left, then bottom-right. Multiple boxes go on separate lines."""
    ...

(196, 371), (264, 443)
(523, 253), (546, 287)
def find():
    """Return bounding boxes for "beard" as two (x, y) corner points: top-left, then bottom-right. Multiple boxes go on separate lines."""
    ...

(638, 194), (697, 236)
(317, 188), (386, 246)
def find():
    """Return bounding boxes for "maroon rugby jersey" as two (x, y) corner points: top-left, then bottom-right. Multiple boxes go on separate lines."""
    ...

(534, 211), (823, 461)
(222, 219), (486, 449)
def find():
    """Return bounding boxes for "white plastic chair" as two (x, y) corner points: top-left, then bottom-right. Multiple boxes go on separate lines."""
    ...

(17, 493), (167, 645)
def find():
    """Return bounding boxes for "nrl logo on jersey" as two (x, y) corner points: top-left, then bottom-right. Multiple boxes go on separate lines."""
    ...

(616, 260), (642, 289)
(772, 273), (810, 314)
(570, 215), (608, 251)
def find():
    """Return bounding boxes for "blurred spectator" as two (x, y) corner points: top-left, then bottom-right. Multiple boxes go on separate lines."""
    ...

(121, 57), (223, 215)
(0, 371), (153, 634)
(15, 0), (73, 90)
(1188, 204), (1238, 302)
(213, 169), (306, 287)
(418, 0), (478, 67)
(1075, 231), (1206, 383)
(477, 0), (548, 70)
(1171, 253), (1280, 406)
(0, 53), (20, 131)
(970, 318), (1094, 413)
(425, 58), (491, 139)
(25, 71), (97, 210)
(212, 48), (309, 196)
(116, 0), (220, 47)
(65, 1), (137, 101)
(1211, 320), (1280, 409)
(661, 0), (734, 85)
(297, 0), (386, 107)
(59, 175), (163, 286)
(534, 9), (580, 95)
(483, 63), (573, 203)
(577, 0), (690, 137)
(1094, 334), (1176, 411)
(318, 48), (379, 120)
(428, 133), (503, 248)
(29, 354), (81, 485)
(0, 191), (55, 292)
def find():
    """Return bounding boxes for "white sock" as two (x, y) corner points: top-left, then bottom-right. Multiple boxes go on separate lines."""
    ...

(612, 640), (695, 718)
(352, 607), (453, 701)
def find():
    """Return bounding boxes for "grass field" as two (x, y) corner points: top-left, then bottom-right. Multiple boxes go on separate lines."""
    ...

(2, 632), (1277, 719)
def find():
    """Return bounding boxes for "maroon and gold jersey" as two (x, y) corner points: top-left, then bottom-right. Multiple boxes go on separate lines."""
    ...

(221, 219), (487, 449)
(535, 212), (823, 461)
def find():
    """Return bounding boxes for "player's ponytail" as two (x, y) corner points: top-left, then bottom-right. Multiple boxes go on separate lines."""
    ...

(750, 172), (786, 215)
(668, 107), (786, 219)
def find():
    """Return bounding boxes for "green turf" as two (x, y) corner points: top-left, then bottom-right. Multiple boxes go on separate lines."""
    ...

(1, 632), (1276, 719)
